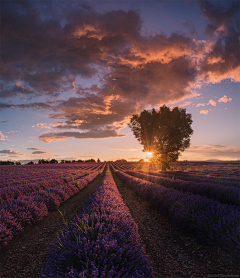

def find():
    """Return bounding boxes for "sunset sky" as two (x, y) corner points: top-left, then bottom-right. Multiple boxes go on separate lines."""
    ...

(0, 0), (239, 163)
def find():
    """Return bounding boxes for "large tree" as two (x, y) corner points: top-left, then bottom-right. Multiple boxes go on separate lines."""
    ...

(128, 105), (193, 170)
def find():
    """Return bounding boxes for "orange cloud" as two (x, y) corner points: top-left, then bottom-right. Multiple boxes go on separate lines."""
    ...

(208, 100), (216, 106)
(196, 103), (206, 107)
(200, 109), (208, 115)
(218, 95), (232, 103)
(0, 131), (7, 140)
(207, 56), (225, 65)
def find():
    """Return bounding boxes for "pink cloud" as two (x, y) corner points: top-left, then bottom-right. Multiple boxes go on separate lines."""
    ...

(218, 95), (232, 103)
(200, 110), (208, 115)
(196, 103), (205, 107)
(208, 100), (216, 106)
(0, 131), (7, 141)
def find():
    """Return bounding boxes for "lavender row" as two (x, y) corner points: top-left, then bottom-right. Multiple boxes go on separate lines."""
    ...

(0, 163), (103, 188)
(147, 170), (240, 188)
(123, 169), (240, 207)
(111, 164), (240, 263)
(0, 163), (100, 186)
(0, 164), (104, 203)
(115, 161), (240, 183)
(0, 169), (98, 204)
(0, 165), (105, 248)
(41, 166), (153, 278)
(113, 161), (240, 205)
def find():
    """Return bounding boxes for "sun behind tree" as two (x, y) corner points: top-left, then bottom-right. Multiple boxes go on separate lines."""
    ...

(128, 105), (193, 170)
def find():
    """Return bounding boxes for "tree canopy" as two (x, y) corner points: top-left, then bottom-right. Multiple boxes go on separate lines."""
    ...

(128, 105), (193, 170)
(115, 159), (128, 162)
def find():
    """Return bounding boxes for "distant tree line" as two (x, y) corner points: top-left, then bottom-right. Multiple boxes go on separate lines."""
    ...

(0, 158), (102, 165)
(0, 160), (21, 165)
(37, 158), (101, 164)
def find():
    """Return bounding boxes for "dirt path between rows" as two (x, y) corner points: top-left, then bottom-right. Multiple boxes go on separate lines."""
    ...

(0, 170), (106, 278)
(111, 169), (240, 278)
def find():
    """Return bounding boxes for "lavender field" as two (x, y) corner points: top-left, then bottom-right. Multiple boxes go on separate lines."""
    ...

(0, 161), (239, 277)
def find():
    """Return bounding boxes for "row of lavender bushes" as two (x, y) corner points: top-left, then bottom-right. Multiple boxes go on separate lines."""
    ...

(0, 163), (102, 188)
(114, 162), (240, 186)
(41, 165), (153, 278)
(123, 169), (240, 207)
(0, 165), (103, 204)
(111, 163), (240, 264)
(0, 165), (105, 248)
(142, 170), (240, 187)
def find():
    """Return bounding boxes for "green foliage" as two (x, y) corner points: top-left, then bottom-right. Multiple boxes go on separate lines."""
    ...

(0, 160), (14, 165)
(85, 159), (96, 162)
(129, 105), (193, 170)
(115, 159), (127, 162)
(38, 159), (50, 164)
(58, 209), (68, 227)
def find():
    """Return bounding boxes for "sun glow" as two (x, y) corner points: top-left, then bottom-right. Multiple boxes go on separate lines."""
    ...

(144, 152), (153, 162)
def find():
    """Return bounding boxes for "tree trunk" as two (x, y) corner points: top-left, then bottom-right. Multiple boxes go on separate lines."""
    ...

(161, 153), (167, 171)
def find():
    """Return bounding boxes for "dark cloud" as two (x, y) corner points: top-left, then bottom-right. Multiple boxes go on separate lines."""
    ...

(198, 0), (240, 83)
(0, 83), (35, 98)
(0, 149), (22, 155)
(1, 0), (239, 142)
(39, 126), (126, 143)
(27, 147), (46, 150)
(0, 120), (8, 123)
(199, 0), (239, 37)
(32, 151), (48, 154)
(0, 102), (52, 111)
(0, 103), (14, 110)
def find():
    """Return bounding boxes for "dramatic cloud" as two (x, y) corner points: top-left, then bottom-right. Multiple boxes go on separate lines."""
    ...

(39, 126), (126, 143)
(199, 0), (240, 83)
(0, 150), (22, 156)
(218, 95), (232, 103)
(1, 0), (239, 142)
(200, 109), (208, 115)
